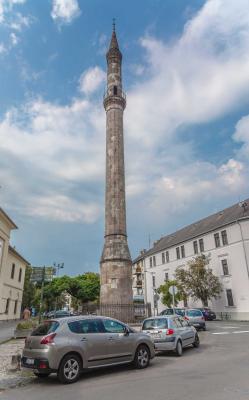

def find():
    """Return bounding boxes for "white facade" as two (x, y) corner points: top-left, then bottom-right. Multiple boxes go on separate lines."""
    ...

(141, 218), (249, 320)
(0, 208), (29, 321)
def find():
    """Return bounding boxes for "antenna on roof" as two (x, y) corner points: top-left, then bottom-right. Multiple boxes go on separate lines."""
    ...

(239, 200), (248, 212)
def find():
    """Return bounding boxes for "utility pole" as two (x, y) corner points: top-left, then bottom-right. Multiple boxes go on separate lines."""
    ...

(53, 262), (64, 312)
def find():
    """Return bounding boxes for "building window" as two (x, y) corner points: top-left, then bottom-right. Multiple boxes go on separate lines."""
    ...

(226, 289), (234, 307)
(18, 268), (22, 282)
(214, 233), (220, 248)
(14, 300), (18, 315)
(149, 257), (152, 268)
(166, 251), (169, 263)
(153, 256), (156, 267)
(11, 263), (15, 279)
(181, 245), (185, 258)
(176, 247), (180, 259)
(222, 259), (229, 276)
(5, 298), (10, 314)
(162, 252), (165, 264)
(165, 272), (169, 282)
(113, 85), (117, 95)
(111, 278), (117, 289)
(193, 241), (198, 254)
(152, 275), (156, 288)
(221, 230), (228, 246)
(199, 238), (204, 252)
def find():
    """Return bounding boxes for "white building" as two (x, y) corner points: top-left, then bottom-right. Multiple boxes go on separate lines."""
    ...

(133, 199), (249, 320)
(0, 208), (29, 321)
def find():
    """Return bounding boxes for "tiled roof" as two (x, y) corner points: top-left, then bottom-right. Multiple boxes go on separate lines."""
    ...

(133, 199), (249, 262)
(9, 245), (30, 265)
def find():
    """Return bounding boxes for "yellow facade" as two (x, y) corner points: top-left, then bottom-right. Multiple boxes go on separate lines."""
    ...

(0, 208), (29, 320)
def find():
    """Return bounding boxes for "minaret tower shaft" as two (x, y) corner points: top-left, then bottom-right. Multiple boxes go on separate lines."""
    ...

(100, 23), (133, 307)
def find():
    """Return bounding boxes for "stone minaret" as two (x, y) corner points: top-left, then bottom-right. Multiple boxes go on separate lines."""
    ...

(100, 24), (133, 309)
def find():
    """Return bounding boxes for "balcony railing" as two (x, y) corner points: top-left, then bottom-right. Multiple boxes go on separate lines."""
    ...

(103, 89), (126, 102)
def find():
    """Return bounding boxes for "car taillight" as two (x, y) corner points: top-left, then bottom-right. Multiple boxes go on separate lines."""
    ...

(40, 333), (56, 345)
(201, 316), (204, 320)
(184, 316), (189, 320)
(166, 329), (174, 335)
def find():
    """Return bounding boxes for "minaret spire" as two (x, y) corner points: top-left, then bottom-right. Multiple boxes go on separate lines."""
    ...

(100, 24), (133, 319)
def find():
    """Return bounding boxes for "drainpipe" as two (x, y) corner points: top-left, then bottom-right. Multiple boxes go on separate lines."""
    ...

(237, 220), (249, 278)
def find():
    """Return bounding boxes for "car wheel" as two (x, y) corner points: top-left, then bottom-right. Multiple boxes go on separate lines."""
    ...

(34, 372), (50, 378)
(175, 340), (183, 357)
(133, 344), (150, 369)
(192, 334), (200, 348)
(57, 354), (82, 384)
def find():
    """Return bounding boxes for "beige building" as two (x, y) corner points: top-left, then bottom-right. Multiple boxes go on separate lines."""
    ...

(0, 208), (29, 321)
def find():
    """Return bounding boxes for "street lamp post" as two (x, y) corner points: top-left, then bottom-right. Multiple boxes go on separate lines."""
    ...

(144, 269), (158, 316)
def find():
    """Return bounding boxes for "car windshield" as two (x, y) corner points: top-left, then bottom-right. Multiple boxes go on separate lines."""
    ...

(175, 309), (185, 316)
(160, 309), (173, 315)
(142, 318), (168, 330)
(31, 321), (59, 336)
(186, 310), (202, 317)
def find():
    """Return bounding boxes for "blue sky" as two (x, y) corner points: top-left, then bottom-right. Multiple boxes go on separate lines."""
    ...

(0, 0), (249, 276)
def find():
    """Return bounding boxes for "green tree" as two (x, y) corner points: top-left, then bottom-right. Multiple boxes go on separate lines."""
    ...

(175, 254), (222, 306)
(157, 280), (183, 307)
(42, 272), (100, 310)
(22, 266), (36, 309)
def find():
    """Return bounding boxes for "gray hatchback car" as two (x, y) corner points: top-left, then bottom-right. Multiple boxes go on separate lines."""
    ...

(142, 315), (200, 356)
(22, 316), (155, 384)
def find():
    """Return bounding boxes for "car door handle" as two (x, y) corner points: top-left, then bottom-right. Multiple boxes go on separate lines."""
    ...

(81, 337), (87, 342)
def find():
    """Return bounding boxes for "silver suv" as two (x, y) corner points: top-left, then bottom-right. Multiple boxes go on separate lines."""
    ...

(142, 315), (199, 356)
(21, 316), (155, 384)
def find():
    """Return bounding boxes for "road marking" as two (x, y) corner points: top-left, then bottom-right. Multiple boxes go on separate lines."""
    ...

(212, 330), (249, 335)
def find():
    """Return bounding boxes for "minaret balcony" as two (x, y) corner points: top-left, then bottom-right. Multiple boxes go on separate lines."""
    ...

(103, 89), (126, 110)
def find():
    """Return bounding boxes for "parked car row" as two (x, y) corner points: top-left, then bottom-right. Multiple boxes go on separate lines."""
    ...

(160, 307), (216, 327)
(21, 313), (202, 385)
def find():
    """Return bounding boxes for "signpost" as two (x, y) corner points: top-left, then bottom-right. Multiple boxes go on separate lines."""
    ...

(30, 266), (56, 323)
(169, 285), (178, 314)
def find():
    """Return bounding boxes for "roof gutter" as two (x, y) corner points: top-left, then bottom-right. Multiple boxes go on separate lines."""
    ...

(237, 220), (249, 279)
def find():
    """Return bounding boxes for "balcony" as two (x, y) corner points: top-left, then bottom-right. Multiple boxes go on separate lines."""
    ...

(103, 88), (126, 109)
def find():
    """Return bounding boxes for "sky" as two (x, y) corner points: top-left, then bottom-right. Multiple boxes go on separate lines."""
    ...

(0, 0), (249, 276)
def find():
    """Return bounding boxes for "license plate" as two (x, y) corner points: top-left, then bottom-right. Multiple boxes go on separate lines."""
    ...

(152, 334), (161, 339)
(25, 358), (35, 365)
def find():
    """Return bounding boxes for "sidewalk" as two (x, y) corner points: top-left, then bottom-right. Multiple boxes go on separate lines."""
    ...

(0, 321), (19, 344)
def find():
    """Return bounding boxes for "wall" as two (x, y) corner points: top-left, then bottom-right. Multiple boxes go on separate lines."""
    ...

(144, 220), (249, 320)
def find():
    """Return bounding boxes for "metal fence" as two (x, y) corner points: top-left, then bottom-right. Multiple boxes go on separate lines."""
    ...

(79, 303), (152, 324)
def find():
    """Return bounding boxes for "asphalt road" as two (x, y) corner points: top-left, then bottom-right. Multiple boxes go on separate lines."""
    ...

(2, 320), (249, 400)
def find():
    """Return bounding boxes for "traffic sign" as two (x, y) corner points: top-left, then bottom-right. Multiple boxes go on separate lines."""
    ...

(169, 285), (178, 295)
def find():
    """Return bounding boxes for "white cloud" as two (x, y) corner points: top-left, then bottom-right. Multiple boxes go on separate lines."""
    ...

(51, 0), (80, 24)
(0, 42), (6, 53)
(0, 97), (105, 223)
(10, 32), (18, 46)
(1, 0), (249, 230)
(79, 66), (105, 95)
(21, 194), (100, 223)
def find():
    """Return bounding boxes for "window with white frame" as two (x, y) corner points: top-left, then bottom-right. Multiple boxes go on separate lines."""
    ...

(162, 252), (165, 264)
(193, 240), (198, 254)
(226, 289), (234, 306)
(166, 251), (169, 263)
(221, 230), (228, 246)
(221, 259), (229, 275)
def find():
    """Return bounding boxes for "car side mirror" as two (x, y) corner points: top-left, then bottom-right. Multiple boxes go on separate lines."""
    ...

(124, 326), (130, 336)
